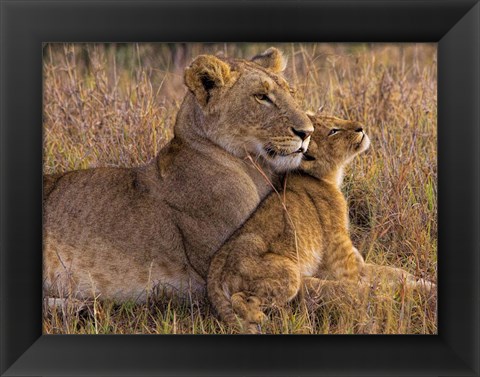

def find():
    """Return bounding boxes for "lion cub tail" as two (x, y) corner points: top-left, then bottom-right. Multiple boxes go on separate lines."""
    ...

(207, 250), (239, 328)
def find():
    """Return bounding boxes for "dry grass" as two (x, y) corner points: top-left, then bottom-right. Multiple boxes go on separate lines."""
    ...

(43, 43), (437, 334)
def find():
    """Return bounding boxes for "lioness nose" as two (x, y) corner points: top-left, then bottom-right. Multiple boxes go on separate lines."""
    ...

(291, 127), (312, 141)
(355, 127), (363, 133)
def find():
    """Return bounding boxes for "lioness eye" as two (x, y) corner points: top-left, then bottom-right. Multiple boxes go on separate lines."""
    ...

(254, 94), (273, 104)
(328, 129), (340, 136)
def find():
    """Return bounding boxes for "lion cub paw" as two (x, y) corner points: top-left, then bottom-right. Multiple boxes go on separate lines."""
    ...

(244, 296), (268, 324)
(231, 292), (267, 331)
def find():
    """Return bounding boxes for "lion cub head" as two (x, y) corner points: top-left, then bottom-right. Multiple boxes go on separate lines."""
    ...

(301, 114), (370, 182)
(183, 47), (313, 172)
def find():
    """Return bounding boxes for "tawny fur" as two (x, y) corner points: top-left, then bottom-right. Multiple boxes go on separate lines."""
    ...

(43, 48), (313, 302)
(207, 115), (435, 333)
(251, 47), (288, 74)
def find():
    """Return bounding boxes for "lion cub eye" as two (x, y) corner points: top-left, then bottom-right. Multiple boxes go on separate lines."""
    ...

(328, 129), (340, 136)
(254, 93), (273, 105)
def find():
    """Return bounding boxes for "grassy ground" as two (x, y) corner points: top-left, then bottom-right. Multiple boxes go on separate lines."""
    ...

(43, 43), (437, 334)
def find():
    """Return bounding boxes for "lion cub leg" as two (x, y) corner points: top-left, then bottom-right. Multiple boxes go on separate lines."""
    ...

(254, 253), (302, 302)
(323, 237), (365, 282)
(305, 239), (366, 306)
(302, 277), (367, 308)
(361, 263), (436, 296)
(231, 254), (302, 333)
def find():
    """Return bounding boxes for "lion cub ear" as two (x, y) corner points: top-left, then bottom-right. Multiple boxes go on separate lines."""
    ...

(251, 47), (287, 73)
(305, 110), (317, 122)
(184, 55), (232, 107)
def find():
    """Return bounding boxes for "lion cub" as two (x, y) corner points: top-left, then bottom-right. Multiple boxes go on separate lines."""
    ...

(207, 114), (372, 332)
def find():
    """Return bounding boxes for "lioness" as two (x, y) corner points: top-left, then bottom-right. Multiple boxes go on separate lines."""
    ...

(43, 48), (313, 302)
(208, 114), (435, 333)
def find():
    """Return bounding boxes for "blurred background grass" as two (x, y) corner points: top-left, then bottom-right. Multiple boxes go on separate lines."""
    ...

(43, 43), (437, 334)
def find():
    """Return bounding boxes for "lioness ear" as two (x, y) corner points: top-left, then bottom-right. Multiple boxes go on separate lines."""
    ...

(184, 55), (232, 107)
(251, 47), (287, 73)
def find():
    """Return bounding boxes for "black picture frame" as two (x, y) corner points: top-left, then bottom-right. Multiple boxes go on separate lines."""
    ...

(1, 0), (479, 376)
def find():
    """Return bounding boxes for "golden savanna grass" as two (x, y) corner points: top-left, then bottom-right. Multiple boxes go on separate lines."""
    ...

(43, 43), (437, 334)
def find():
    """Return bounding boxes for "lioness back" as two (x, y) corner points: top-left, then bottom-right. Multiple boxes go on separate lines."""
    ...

(43, 48), (313, 302)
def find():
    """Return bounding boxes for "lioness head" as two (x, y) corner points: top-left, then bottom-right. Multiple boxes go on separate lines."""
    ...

(182, 47), (313, 172)
(301, 114), (370, 179)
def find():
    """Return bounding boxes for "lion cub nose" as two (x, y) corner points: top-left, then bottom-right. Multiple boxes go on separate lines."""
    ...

(291, 127), (312, 141)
